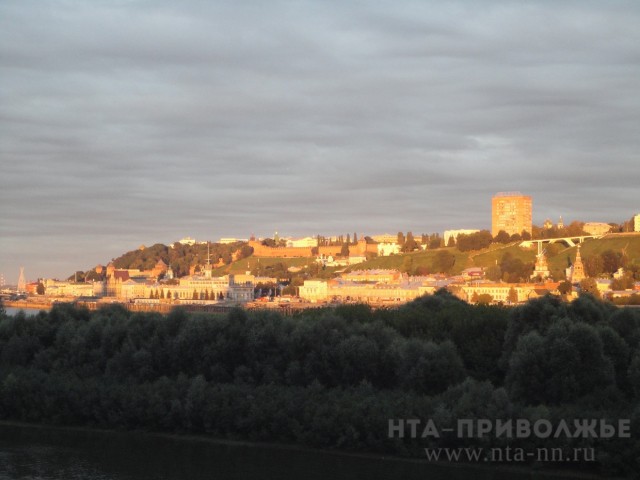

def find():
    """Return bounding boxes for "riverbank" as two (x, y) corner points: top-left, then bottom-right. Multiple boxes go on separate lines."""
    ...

(2, 298), (311, 315)
(3, 300), (52, 311)
(0, 420), (611, 480)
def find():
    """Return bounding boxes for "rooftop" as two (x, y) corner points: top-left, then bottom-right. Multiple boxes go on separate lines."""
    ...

(493, 191), (529, 198)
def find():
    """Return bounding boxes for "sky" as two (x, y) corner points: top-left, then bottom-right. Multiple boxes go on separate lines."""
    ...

(1, 0), (639, 284)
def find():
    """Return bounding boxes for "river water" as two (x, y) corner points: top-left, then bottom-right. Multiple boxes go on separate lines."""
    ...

(3, 307), (49, 316)
(0, 423), (583, 480)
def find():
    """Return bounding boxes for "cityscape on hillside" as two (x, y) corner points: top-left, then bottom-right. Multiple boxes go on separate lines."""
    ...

(3, 193), (640, 311)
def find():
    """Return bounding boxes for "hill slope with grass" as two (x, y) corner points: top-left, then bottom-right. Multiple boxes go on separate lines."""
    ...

(234, 233), (640, 281)
(75, 233), (640, 283)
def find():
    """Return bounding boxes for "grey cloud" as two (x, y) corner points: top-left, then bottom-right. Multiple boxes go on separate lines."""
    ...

(1, 0), (638, 282)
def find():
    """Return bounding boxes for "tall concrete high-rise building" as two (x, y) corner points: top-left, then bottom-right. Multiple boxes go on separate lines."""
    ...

(491, 192), (532, 237)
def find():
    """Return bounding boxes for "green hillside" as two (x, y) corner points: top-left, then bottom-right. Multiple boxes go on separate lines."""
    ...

(579, 234), (640, 263)
(76, 233), (640, 283)
(342, 248), (471, 275)
(213, 256), (315, 276)
(227, 233), (640, 281)
(469, 242), (536, 267)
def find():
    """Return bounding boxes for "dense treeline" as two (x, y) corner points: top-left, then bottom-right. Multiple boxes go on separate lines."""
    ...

(67, 242), (254, 282)
(112, 242), (252, 278)
(0, 294), (639, 476)
(454, 230), (494, 251)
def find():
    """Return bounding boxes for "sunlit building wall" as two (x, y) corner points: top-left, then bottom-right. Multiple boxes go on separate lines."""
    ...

(491, 192), (532, 237)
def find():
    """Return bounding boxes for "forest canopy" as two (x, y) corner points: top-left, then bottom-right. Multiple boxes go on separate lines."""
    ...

(0, 293), (638, 475)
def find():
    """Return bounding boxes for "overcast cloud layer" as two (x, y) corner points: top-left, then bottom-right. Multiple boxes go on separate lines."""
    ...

(1, 0), (639, 283)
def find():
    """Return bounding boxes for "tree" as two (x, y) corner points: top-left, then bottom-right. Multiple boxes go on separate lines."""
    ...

(579, 278), (600, 299)
(612, 275), (634, 290)
(508, 287), (518, 304)
(447, 236), (456, 247)
(340, 243), (350, 257)
(353, 232), (358, 244)
(500, 252), (533, 283)
(428, 234), (443, 249)
(628, 352), (640, 397)
(36, 282), (45, 295)
(505, 321), (615, 405)
(520, 230), (532, 241)
(456, 231), (493, 252)
(396, 339), (465, 394)
(238, 244), (254, 260)
(601, 250), (626, 274)
(557, 281), (572, 295)
(397, 232), (405, 249)
(583, 254), (604, 277)
(477, 293), (493, 305)
(403, 232), (417, 252)
(494, 230), (511, 244)
(564, 221), (586, 236)
(531, 225), (544, 240)
(192, 289), (198, 300)
(486, 264), (502, 282)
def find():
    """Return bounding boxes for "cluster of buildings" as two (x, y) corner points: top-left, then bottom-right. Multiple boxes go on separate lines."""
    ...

(297, 268), (561, 305)
(100, 261), (256, 303)
(487, 193), (640, 237)
(20, 194), (639, 308)
(298, 271), (442, 304)
(34, 259), (258, 305)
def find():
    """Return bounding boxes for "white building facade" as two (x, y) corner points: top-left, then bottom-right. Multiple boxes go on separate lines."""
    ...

(287, 237), (318, 248)
(377, 242), (400, 256)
